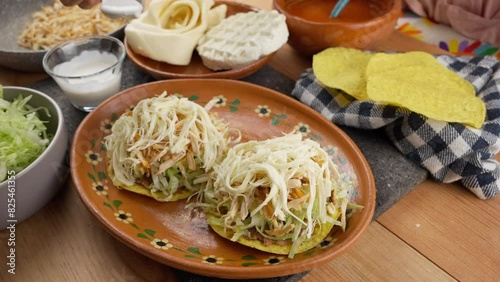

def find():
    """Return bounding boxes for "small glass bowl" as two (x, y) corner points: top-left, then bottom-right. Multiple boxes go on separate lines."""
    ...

(42, 35), (126, 112)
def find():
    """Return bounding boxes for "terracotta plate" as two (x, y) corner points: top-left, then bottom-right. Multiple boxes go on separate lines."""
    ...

(71, 79), (376, 279)
(125, 1), (275, 80)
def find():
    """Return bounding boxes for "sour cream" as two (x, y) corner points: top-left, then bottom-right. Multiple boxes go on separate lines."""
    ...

(52, 50), (122, 112)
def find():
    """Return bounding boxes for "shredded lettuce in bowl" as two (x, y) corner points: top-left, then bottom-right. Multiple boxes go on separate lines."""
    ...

(0, 86), (51, 182)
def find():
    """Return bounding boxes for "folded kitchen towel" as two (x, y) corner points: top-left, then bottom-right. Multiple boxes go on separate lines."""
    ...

(291, 55), (500, 199)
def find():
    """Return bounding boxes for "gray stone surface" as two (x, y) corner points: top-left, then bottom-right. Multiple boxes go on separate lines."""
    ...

(338, 126), (428, 219)
(29, 59), (428, 281)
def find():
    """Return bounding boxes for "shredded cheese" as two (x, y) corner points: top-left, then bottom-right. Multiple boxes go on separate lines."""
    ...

(203, 132), (353, 257)
(17, 0), (127, 51)
(104, 93), (238, 200)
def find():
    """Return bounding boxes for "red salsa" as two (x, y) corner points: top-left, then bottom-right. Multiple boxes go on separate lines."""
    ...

(285, 0), (385, 22)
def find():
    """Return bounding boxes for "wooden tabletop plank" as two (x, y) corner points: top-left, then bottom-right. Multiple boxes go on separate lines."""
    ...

(302, 222), (455, 282)
(0, 182), (452, 282)
(0, 66), (48, 87)
(377, 180), (500, 281)
(0, 181), (452, 282)
(0, 184), (180, 282)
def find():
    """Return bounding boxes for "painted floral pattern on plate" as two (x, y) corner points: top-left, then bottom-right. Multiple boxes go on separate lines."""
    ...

(82, 93), (359, 267)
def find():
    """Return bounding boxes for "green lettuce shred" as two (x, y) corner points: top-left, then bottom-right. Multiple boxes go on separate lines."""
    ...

(0, 87), (50, 182)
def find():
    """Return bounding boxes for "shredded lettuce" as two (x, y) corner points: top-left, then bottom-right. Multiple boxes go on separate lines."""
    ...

(0, 87), (50, 182)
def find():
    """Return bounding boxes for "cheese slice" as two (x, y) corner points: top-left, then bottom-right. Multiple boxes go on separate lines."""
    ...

(196, 10), (288, 70)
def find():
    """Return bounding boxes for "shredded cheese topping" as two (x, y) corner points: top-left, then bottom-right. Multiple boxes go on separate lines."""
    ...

(201, 133), (354, 257)
(17, 0), (127, 51)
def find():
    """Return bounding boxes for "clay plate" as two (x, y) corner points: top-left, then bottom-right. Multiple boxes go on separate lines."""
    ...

(125, 1), (275, 80)
(71, 79), (376, 279)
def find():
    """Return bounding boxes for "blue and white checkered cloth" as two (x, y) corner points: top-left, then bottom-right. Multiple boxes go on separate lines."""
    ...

(291, 55), (500, 199)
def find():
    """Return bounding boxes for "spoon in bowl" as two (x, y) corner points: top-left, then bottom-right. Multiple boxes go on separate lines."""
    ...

(329, 0), (350, 18)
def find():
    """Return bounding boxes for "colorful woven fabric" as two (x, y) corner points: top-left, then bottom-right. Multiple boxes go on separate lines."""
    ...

(397, 12), (500, 60)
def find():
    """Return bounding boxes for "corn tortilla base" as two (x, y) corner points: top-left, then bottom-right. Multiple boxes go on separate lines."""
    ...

(107, 166), (193, 202)
(207, 214), (335, 255)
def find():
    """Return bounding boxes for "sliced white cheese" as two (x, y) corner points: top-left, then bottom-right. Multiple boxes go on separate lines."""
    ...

(197, 10), (289, 70)
(125, 0), (226, 65)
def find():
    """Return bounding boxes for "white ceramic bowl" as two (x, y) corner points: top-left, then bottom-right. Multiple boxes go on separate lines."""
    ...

(0, 87), (68, 230)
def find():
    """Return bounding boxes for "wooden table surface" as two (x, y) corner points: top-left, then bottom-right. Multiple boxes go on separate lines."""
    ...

(1, 1), (499, 281)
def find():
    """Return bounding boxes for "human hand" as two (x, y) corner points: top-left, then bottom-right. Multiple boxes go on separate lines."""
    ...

(60, 0), (101, 9)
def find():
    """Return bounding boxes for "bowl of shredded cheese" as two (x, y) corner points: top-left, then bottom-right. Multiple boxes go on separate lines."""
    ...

(0, 0), (128, 72)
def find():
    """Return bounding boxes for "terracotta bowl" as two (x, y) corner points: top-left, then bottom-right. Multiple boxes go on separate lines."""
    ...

(273, 0), (402, 57)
